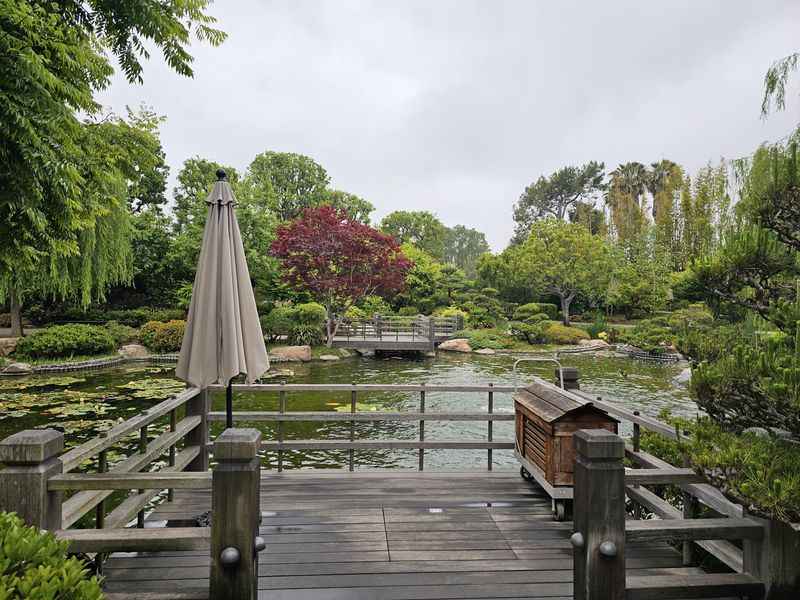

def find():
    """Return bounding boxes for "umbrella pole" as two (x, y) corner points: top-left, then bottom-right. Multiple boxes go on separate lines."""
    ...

(226, 380), (233, 429)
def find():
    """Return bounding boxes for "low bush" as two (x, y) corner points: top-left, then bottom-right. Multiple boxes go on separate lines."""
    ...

(397, 306), (420, 316)
(104, 321), (138, 346)
(585, 312), (609, 339)
(359, 295), (392, 316)
(294, 302), (327, 326)
(541, 323), (590, 345)
(435, 306), (468, 322)
(618, 317), (675, 353)
(261, 303), (326, 344)
(260, 306), (296, 343)
(14, 324), (116, 359)
(509, 321), (546, 344)
(0, 512), (103, 599)
(456, 328), (514, 350)
(513, 302), (558, 321)
(25, 305), (185, 327)
(139, 320), (185, 353)
(288, 324), (324, 346)
(344, 306), (367, 321)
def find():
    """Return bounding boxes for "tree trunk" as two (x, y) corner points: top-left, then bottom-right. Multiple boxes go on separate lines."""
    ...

(9, 286), (23, 337)
(326, 318), (334, 347)
(560, 293), (574, 326)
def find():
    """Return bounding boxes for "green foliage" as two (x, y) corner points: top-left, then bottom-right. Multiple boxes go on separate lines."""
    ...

(345, 306), (367, 321)
(288, 324), (323, 346)
(395, 243), (444, 314)
(541, 323), (590, 345)
(586, 313), (609, 339)
(442, 225), (490, 277)
(513, 302), (558, 321)
(103, 321), (138, 347)
(260, 306), (296, 343)
(618, 317), (675, 354)
(139, 320), (185, 353)
(397, 306), (420, 316)
(15, 325), (116, 359)
(380, 211), (448, 260)
(457, 328), (514, 350)
(509, 320), (547, 344)
(294, 302), (327, 326)
(762, 52), (799, 115)
(322, 189), (375, 224)
(0, 511), (103, 599)
(513, 161), (606, 243)
(607, 237), (672, 318)
(435, 306), (468, 321)
(359, 295), (392, 316)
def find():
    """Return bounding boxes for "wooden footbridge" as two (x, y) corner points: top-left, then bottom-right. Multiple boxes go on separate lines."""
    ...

(331, 315), (463, 352)
(0, 377), (794, 599)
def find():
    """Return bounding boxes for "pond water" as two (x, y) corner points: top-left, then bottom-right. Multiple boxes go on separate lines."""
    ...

(0, 352), (695, 471)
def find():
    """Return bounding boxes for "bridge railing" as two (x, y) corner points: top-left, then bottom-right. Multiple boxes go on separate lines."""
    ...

(335, 315), (461, 342)
(207, 382), (514, 471)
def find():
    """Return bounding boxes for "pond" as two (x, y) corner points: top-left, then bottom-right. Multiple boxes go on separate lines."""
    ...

(0, 352), (695, 471)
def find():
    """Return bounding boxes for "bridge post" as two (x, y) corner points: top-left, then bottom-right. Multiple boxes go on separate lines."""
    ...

(0, 429), (64, 530)
(184, 388), (210, 471)
(210, 428), (263, 600)
(572, 429), (626, 600)
(427, 317), (436, 352)
(375, 314), (383, 340)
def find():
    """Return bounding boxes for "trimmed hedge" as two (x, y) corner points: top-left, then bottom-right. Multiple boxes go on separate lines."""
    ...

(0, 512), (103, 599)
(139, 320), (186, 353)
(513, 302), (558, 321)
(261, 303), (327, 344)
(542, 323), (589, 345)
(14, 324), (116, 359)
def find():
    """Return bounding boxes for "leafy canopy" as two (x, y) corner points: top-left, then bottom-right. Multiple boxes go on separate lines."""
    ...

(380, 210), (448, 259)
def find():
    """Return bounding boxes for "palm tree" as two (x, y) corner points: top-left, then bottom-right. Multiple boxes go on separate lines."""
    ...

(647, 159), (681, 219)
(606, 162), (648, 244)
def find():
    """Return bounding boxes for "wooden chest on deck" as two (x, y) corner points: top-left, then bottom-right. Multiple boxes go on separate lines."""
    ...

(514, 380), (618, 488)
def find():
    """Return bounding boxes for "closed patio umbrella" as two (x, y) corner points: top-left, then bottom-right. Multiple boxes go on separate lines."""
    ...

(176, 169), (269, 428)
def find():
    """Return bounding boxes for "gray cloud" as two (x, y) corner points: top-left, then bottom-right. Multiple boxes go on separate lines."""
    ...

(97, 0), (800, 250)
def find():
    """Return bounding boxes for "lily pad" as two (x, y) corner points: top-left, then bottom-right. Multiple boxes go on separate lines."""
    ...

(0, 375), (86, 391)
(117, 378), (184, 400)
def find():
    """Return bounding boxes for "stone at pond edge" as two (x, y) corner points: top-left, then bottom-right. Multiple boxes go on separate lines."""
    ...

(119, 344), (149, 359)
(673, 367), (691, 386)
(269, 345), (312, 362)
(578, 339), (611, 349)
(319, 354), (340, 361)
(354, 348), (375, 357)
(0, 337), (18, 357)
(438, 338), (472, 353)
(2, 362), (31, 374)
(475, 348), (495, 355)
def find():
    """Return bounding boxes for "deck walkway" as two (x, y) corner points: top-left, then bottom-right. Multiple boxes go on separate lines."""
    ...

(103, 471), (711, 600)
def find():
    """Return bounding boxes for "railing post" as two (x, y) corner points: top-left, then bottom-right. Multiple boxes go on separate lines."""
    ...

(572, 429), (626, 600)
(418, 383), (426, 471)
(0, 429), (64, 530)
(375, 315), (382, 340)
(487, 383), (494, 471)
(556, 367), (580, 390)
(210, 428), (263, 600)
(427, 317), (436, 352)
(744, 511), (800, 600)
(185, 388), (210, 471)
(349, 384), (357, 472)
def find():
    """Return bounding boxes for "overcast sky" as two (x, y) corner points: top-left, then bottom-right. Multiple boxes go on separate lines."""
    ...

(97, 1), (800, 250)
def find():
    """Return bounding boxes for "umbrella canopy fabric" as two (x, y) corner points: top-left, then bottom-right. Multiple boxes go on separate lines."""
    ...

(176, 177), (269, 389)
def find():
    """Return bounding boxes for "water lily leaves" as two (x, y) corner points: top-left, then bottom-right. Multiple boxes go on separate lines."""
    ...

(43, 402), (110, 417)
(0, 375), (86, 391)
(334, 402), (384, 412)
(54, 418), (116, 435)
(117, 378), (184, 400)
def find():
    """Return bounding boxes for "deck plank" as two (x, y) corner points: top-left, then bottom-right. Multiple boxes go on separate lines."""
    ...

(103, 471), (696, 598)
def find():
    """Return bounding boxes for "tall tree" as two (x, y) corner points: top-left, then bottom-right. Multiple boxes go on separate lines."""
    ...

(512, 161), (605, 243)
(271, 206), (412, 345)
(442, 225), (490, 277)
(648, 160), (684, 267)
(512, 219), (614, 325)
(762, 51), (799, 116)
(606, 162), (648, 247)
(322, 189), (375, 224)
(380, 211), (448, 259)
(173, 158), (240, 233)
(568, 201), (607, 236)
(0, 0), (224, 335)
(245, 152), (330, 221)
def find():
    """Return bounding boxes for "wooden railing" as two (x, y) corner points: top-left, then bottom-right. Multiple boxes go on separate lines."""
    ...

(207, 382), (514, 471)
(335, 315), (462, 342)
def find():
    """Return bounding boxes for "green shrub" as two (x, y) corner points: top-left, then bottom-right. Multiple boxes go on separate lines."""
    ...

(618, 317), (675, 353)
(260, 306), (296, 343)
(103, 321), (138, 347)
(344, 306), (367, 321)
(586, 313), (609, 339)
(139, 320), (185, 353)
(513, 302), (558, 321)
(294, 302), (327, 326)
(457, 328), (514, 350)
(147, 308), (186, 323)
(509, 321), (546, 344)
(359, 295), (392, 316)
(541, 323), (590, 345)
(0, 511), (103, 599)
(397, 306), (419, 316)
(15, 324), (116, 359)
(0, 313), (10, 328)
(289, 324), (324, 346)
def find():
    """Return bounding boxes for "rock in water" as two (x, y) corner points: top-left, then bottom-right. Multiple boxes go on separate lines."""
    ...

(269, 345), (312, 362)
(438, 338), (472, 353)
(0, 337), (19, 357)
(319, 354), (340, 361)
(119, 344), (149, 359)
(673, 367), (691, 386)
(2, 362), (32, 374)
(475, 348), (496, 355)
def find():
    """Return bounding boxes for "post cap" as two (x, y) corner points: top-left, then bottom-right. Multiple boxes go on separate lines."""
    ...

(574, 429), (624, 460)
(216, 169), (227, 181)
(0, 429), (64, 465)
(213, 428), (261, 461)
(557, 367), (579, 379)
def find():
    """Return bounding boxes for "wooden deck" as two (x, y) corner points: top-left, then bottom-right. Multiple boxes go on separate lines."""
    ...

(102, 471), (713, 600)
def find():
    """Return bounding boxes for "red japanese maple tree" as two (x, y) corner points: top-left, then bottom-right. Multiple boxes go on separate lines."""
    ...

(271, 206), (412, 345)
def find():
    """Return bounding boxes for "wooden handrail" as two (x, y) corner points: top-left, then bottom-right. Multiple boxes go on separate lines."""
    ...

(59, 387), (201, 473)
(208, 411), (514, 422)
(209, 383), (516, 392)
(56, 527), (210, 553)
(260, 440), (514, 450)
(49, 470), (211, 491)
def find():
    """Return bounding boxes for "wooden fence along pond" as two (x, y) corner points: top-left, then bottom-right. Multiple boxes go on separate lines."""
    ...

(0, 373), (797, 599)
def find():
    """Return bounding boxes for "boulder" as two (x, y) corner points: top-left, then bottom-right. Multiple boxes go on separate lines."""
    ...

(475, 348), (496, 355)
(0, 337), (18, 357)
(438, 338), (472, 353)
(354, 348), (375, 358)
(319, 354), (340, 361)
(269, 345), (312, 362)
(424, 351), (436, 358)
(578, 339), (611, 349)
(338, 349), (353, 358)
(673, 367), (691, 386)
(2, 362), (31, 374)
(261, 369), (295, 380)
(119, 344), (149, 359)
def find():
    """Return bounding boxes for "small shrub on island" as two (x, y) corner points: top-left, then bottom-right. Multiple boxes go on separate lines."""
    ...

(456, 328), (515, 350)
(0, 512), (103, 599)
(513, 302), (558, 321)
(541, 323), (590, 345)
(260, 302), (327, 345)
(14, 324), (116, 359)
(139, 320), (186, 353)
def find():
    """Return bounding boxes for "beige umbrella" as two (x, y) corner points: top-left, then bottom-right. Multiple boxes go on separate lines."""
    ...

(176, 169), (269, 427)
